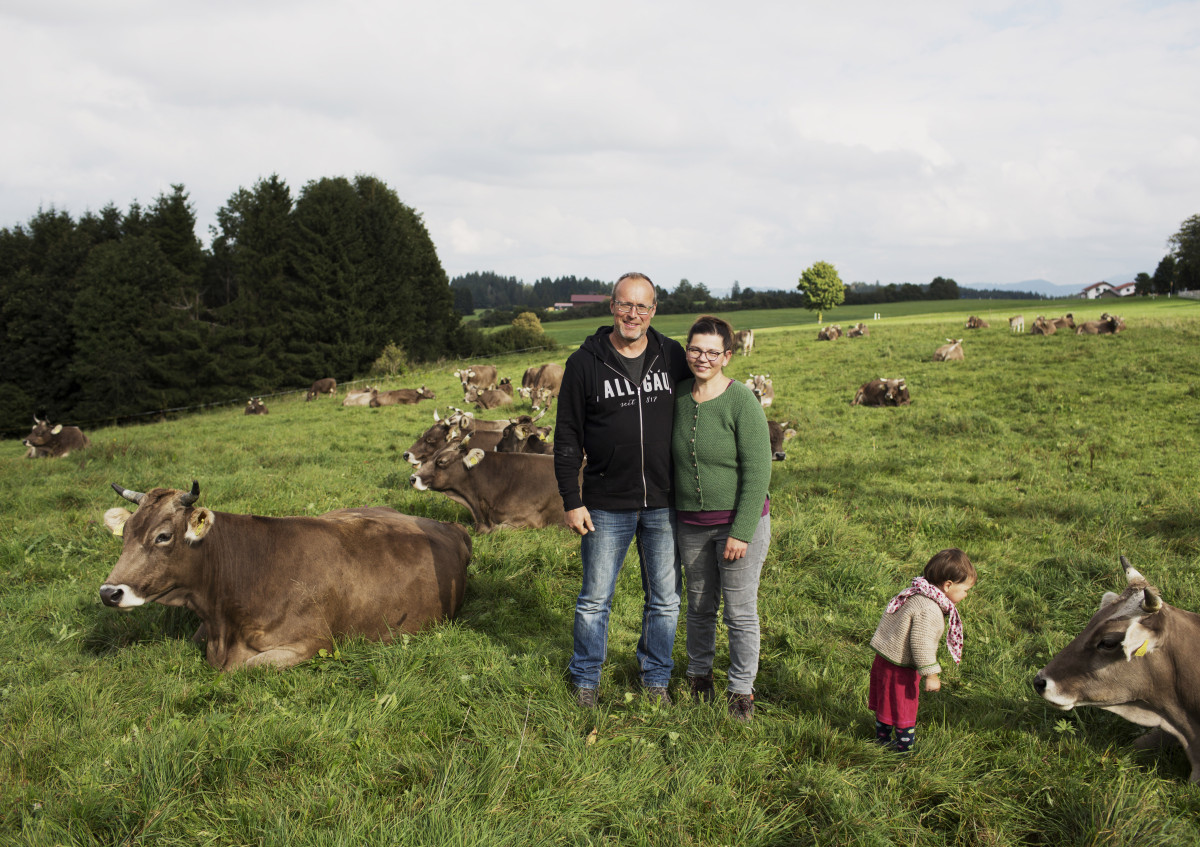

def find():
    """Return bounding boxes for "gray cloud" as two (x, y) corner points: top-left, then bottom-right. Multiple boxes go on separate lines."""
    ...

(2, 0), (1197, 290)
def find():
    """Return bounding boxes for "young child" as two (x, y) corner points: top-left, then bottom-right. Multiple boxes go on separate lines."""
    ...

(868, 548), (977, 753)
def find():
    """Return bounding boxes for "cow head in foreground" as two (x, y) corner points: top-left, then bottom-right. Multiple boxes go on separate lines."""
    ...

(1034, 556), (1200, 782)
(100, 480), (470, 669)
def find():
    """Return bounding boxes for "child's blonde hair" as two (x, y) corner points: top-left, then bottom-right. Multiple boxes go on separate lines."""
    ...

(923, 548), (976, 585)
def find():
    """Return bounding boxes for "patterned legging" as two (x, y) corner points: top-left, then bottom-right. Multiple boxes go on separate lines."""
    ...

(875, 720), (915, 752)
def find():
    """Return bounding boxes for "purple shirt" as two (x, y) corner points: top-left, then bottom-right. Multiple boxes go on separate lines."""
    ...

(678, 496), (770, 527)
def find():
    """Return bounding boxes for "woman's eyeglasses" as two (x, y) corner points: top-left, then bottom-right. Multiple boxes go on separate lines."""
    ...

(685, 346), (727, 362)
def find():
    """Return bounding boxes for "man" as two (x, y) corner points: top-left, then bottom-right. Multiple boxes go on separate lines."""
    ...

(554, 272), (692, 708)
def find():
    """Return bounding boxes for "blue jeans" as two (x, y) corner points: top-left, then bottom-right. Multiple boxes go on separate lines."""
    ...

(568, 508), (681, 689)
(678, 515), (770, 695)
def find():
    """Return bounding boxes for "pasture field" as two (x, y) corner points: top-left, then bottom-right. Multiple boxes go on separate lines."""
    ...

(2, 297), (1199, 846)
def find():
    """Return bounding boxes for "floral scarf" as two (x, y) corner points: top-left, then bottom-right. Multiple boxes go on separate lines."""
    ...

(886, 576), (963, 664)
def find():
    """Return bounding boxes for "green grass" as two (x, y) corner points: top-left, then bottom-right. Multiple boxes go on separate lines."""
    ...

(3, 297), (1200, 845)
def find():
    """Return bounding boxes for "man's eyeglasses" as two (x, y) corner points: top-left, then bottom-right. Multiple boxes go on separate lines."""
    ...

(685, 346), (728, 362)
(614, 300), (654, 316)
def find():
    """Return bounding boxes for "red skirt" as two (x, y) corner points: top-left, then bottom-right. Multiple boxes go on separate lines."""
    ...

(868, 654), (920, 727)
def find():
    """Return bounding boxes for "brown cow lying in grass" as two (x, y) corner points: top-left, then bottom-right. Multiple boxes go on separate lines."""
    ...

(933, 339), (964, 361)
(24, 418), (90, 458)
(851, 378), (910, 407)
(1076, 313), (1126, 334)
(100, 480), (470, 669)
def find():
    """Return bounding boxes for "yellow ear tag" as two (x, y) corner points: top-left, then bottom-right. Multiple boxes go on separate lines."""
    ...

(1134, 641), (1149, 657)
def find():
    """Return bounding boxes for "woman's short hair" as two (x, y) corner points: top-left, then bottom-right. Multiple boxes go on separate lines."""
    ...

(923, 548), (976, 586)
(687, 315), (735, 352)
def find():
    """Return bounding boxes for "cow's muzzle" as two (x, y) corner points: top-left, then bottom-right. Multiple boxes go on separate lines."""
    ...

(100, 585), (125, 606)
(99, 583), (145, 608)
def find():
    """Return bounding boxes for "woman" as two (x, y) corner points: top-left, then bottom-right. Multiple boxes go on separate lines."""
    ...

(672, 315), (772, 721)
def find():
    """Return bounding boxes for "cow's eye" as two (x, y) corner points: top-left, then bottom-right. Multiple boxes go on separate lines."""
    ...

(154, 532), (172, 545)
(1096, 633), (1124, 650)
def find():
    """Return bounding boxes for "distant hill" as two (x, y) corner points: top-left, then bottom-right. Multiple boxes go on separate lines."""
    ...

(972, 279), (1080, 298)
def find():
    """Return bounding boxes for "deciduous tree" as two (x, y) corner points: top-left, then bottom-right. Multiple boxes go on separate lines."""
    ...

(797, 260), (845, 323)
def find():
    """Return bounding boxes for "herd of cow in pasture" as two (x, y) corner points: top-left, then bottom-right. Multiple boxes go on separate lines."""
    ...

(21, 308), (1195, 782)
(841, 310), (1127, 408)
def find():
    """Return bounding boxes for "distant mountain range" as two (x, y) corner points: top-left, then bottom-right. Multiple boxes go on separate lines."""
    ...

(964, 274), (1138, 298)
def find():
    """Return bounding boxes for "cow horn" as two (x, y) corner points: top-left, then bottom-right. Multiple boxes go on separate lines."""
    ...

(1120, 555), (1145, 585)
(532, 407), (547, 422)
(1142, 587), (1162, 613)
(433, 409), (441, 422)
(111, 483), (146, 505)
(178, 480), (200, 507)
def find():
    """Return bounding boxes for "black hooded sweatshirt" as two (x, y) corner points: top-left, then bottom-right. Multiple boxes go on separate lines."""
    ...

(554, 325), (691, 512)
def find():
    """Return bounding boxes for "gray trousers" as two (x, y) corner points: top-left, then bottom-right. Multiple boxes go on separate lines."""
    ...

(677, 514), (770, 694)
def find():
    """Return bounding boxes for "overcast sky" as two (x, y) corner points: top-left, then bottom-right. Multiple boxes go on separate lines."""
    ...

(3, 0), (1198, 291)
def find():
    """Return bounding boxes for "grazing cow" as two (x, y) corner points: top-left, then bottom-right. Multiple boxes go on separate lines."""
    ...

(495, 410), (553, 454)
(1076, 314), (1125, 335)
(244, 398), (268, 415)
(847, 323), (869, 338)
(767, 420), (796, 461)
(517, 363), (565, 403)
(403, 410), (502, 466)
(1052, 313), (1076, 329)
(466, 385), (514, 410)
(342, 386), (378, 407)
(1009, 315), (1025, 333)
(733, 329), (755, 356)
(99, 481), (470, 670)
(851, 378), (911, 407)
(305, 378), (337, 401)
(1034, 556), (1200, 782)
(745, 373), (775, 408)
(816, 325), (842, 341)
(965, 315), (989, 329)
(531, 386), (556, 412)
(410, 443), (567, 532)
(1030, 316), (1057, 335)
(23, 417), (90, 458)
(370, 386), (436, 407)
(933, 338), (964, 361)
(454, 365), (498, 393)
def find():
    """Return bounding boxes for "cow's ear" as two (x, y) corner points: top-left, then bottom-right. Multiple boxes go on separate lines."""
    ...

(186, 508), (215, 543)
(51, 424), (63, 435)
(1123, 618), (1160, 661)
(1100, 591), (1120, 609)
(784, 428), (797, 441)
(104, 507), (132, 537)
(463, 448), (485, 469)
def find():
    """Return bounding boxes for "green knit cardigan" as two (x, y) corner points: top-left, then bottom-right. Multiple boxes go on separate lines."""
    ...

(671, 378), (772, 542)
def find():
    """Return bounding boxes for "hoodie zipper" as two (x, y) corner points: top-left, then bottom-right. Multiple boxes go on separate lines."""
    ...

(597, 348), (661, 508)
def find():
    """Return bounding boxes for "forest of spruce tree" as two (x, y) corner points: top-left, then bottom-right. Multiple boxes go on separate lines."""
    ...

(0, 176), (462, 436)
